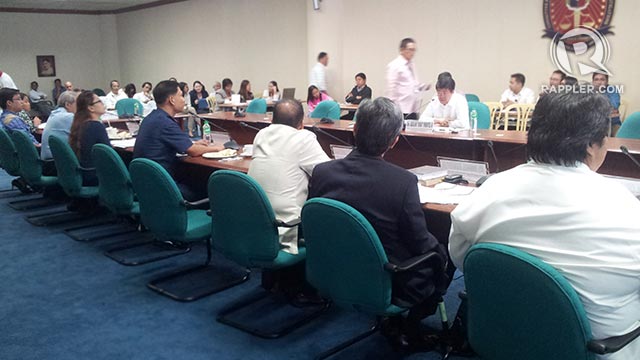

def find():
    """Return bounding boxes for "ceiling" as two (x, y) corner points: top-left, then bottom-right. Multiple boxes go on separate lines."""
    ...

(0, 0), (182, 13)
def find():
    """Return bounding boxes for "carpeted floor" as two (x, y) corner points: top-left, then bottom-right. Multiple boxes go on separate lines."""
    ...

(0, 169), (475, 360)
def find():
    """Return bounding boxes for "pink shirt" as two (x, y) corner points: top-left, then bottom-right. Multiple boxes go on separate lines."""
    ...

(307, 93), (333, 112)
(385, 55), (422, 114)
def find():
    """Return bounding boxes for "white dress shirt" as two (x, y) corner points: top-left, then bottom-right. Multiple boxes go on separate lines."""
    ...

(386, 55), (423, 114)
(500, 87), (536, 105)
(248, 124), (330, 254)
(309, 62), (327, 91)
(0, 72), (17, 90)
(420, 92), (470, 129)
(29, 89), (48, 102)
(449, 162), (640, 360)
(103, 90), (126, 109)
(133, 92), (153, 104)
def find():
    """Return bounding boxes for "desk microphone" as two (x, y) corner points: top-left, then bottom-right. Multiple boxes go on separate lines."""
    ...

(239, 121), (261, 132)
(311, 125), (351, 147)
(188, 110), (239, 149)
(620, 145), (640, 170)
(487, 140), (500, 172)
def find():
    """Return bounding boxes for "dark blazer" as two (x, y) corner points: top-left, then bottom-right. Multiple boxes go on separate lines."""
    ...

(345, 85), (372, 104)
(309, 150), (447, 307)
(189, 89), (209, 110)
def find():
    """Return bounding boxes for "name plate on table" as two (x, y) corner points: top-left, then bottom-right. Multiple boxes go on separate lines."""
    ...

(404, 120), (433, 132)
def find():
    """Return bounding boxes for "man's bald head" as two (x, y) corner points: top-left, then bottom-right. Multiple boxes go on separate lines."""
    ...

(272, 99), (304, 129)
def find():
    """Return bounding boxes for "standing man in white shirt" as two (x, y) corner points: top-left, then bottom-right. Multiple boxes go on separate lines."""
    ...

(248, 98), (330, 255)
(309, 52), (329, 94)
(386, 38), (431, 119)
(449, 91), (640, 360)
(0, 70), (18, 90)
(420, 76), (469, 129)
(500, 73), (535, 106)
(103, 80), (126, 109)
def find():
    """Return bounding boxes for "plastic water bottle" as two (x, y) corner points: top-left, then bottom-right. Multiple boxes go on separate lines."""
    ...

(202, 121), (211, 143)
(134, 103), (141, 118)
(471, 109), (478, 134)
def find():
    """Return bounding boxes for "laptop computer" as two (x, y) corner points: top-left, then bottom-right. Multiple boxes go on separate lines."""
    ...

(282, 88), (296, 100)
(329, 144), (354, 159)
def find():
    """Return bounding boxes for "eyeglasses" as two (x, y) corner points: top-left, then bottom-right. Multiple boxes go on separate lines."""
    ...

(90, 100), (103, 105)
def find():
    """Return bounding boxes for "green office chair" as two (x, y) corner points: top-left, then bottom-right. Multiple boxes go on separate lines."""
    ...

(464, 243), (640, 360)
(92, 88), (106, 97)
(130, 158), (249, 301)
(616, 112), (640, 139)
(301, 198), (447, 359)
(210, 170), (328, 338)
(246, 98), (267, 114)
(468, 101), (491, 130)
(311, 100), (341, 120)
(89, 144), (188, 264)
(115, 98), (144, 118)
(9, 131), (63, 211)
(0, 128), (31, 196)
(465, 94), (480, 103)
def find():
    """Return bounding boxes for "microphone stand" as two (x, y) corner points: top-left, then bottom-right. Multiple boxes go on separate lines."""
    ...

(620, 145), (640, 170)
(188, 111), (239, 149)
(311, 125), (352, 147)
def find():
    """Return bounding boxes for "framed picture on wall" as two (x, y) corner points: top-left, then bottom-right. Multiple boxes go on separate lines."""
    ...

(36, 55), (56, 77)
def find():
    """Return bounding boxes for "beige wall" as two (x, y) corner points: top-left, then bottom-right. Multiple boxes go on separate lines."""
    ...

(116, 0), (308, 98)
(306, 0), (640, 112)
(1, 0), (638, 111)
(0, 12), (119, 96)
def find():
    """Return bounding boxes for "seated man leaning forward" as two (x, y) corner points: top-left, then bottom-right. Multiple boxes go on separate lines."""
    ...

(248, 99), (330, 255)
(420, 76), (469, 129)
(449, 91), (640, 360)
(309, 97), (449, 347)
(133, 80), (223, 201)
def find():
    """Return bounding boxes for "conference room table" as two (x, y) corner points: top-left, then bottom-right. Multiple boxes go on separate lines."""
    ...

(192, 111), (640, 178)
(117, 110), (640, 244)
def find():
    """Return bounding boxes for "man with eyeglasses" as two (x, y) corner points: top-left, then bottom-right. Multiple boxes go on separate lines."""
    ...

(0, 88), (39, 145)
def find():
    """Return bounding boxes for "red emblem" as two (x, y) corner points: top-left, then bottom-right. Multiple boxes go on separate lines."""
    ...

(543, 0), (615, 39)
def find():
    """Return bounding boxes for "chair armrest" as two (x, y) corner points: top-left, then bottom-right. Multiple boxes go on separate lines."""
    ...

(384, 251), (444, 273)
(275, 218), (301, 228)
(78, 166), (96, 172)
(183, 198), (210, 210)
(588, 325), (640, 354)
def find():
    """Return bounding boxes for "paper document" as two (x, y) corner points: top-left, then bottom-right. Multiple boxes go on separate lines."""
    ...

(110, 138), (136, 148)
(418, 183), (475, 205)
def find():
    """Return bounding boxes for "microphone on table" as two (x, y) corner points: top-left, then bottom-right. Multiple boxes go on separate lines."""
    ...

(620, 145), (640, 170)
(487, 140), (500, 172)
(239, 121), (261, 132)
(188, 110), (239, 149)
(311, 125), (352, 147)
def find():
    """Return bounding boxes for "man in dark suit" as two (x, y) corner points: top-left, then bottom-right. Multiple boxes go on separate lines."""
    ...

(309, 97), (449, 347)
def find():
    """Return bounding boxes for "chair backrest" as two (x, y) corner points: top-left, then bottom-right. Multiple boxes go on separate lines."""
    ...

(208, 170), (280, 267)
(465, 93), (480, 102)
(11, 131), (43, 185)
(311, 100), (341, 120)
(92, 88), (106, 97)
(468, 101), (491, 129)
(206, 95), (216, 112)
(502, 103), (533, 131)
(129, 158), (187, 240)
(115, 98), (144, 117)
(49, 135), (84, 196)
(246, 98), (267, 114)
(619, 99), (628, 122)
(0, 128), (21, 176)
(464, 243), (594, 360)
(483, 101), (503, 130)
(301, 198), (393, 314)
(92, 144), (135, 215)
(616, 112), (640, 139)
